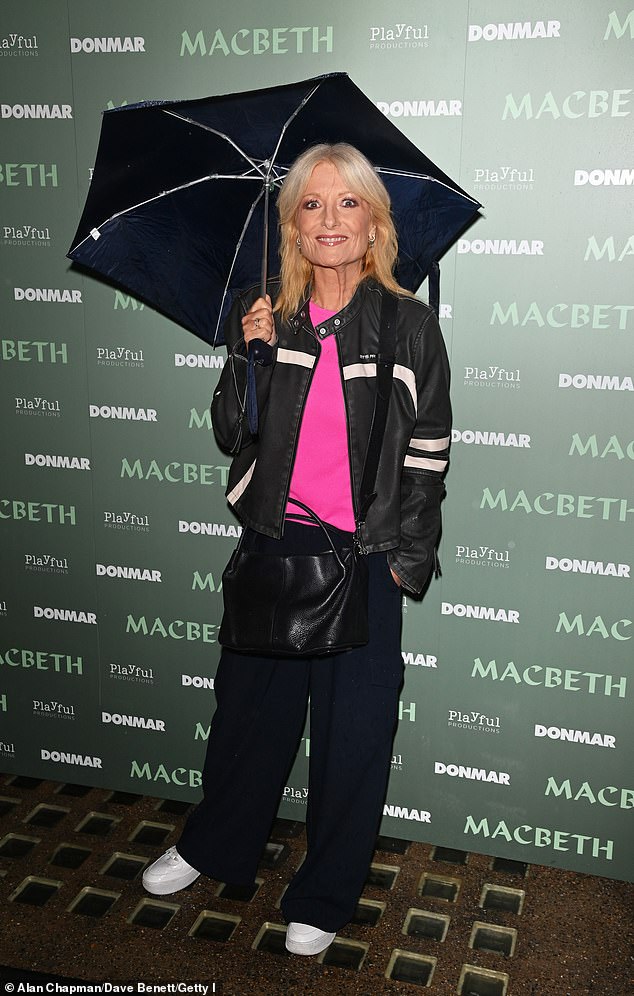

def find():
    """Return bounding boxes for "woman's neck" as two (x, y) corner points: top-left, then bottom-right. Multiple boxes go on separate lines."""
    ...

(310, 264), (363, 312)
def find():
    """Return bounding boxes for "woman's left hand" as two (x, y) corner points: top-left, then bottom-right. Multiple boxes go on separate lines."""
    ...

(390, 567), (402, 587)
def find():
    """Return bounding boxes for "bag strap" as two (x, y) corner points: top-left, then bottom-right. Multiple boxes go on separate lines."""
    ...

(356, 291), (398, 531)
(286, 497), (346, 570)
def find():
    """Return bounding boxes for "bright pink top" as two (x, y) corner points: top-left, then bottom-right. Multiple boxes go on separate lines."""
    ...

(285, 302), (356, 532)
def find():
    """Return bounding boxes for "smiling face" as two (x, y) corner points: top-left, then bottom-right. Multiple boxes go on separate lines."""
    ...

(295, 161), (376, 279)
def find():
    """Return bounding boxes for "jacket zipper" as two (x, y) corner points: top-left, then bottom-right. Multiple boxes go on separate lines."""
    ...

(334, 332), (366, 550)
(279, 321), (320, 531)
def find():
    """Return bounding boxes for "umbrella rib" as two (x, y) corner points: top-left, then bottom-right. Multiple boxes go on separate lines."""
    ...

(267, 82), (322, 172)
(212, 187), (265, 344)
(376, 167), (481, 206)
(70, 174), (265, 253)
(162, 109), (268, 178)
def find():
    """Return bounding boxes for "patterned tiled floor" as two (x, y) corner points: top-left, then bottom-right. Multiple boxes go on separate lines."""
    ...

(0, 774), (631, 995)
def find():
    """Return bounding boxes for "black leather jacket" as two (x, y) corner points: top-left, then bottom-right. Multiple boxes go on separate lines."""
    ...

(211, 277), (451, 595)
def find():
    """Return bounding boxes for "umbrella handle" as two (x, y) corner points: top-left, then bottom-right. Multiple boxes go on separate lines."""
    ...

(259, 177), (271, 295)
(246, 177), (274, 436)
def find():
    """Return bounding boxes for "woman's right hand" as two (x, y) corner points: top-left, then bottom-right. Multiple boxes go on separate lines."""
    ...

(242, 295), (276, 346)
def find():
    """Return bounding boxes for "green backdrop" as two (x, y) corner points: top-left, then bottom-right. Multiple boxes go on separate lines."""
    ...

(1, 0), (632, 881)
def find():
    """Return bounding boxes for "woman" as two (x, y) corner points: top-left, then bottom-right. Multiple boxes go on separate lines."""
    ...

(143, 143), (451, 955)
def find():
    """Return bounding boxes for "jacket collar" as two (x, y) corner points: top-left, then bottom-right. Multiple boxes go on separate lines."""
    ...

(290, 278), (379, 339)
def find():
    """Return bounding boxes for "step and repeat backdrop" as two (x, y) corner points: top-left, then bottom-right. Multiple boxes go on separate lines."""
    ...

(1, 1), (632, 881)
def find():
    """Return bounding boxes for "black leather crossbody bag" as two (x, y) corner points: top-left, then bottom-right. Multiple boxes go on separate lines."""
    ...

(218, 291), (398, 657)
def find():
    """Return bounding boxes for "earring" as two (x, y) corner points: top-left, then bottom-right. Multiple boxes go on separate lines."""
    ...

(296, 236), (302, 250)
(368, 234), (376, 247)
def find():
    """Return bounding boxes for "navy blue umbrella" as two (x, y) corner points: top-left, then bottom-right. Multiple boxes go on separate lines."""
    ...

(68, 72), (480, 348)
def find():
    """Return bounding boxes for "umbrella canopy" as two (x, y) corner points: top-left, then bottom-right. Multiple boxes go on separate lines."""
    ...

(68, 72), (481, 345)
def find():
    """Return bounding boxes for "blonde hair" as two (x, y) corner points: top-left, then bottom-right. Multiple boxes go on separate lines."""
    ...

(274, 143), (409, 320)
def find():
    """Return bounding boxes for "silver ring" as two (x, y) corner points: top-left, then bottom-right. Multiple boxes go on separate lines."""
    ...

(253, 318), (260, 329)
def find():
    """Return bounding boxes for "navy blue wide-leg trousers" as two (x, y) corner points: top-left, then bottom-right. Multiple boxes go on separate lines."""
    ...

(177, 522), (404, 932)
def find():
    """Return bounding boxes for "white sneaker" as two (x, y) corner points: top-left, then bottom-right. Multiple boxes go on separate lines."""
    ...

(142, 846), (200, 895)
(285, 922), (336, 956)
